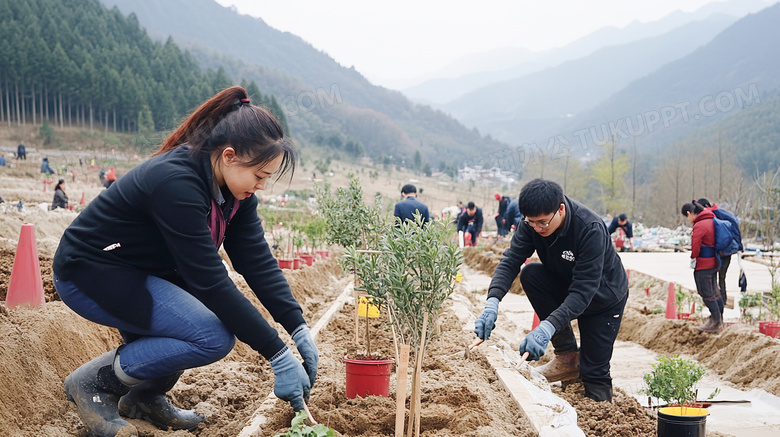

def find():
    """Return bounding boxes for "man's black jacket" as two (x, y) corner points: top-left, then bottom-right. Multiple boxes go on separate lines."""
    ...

(487, 196), (628, 332)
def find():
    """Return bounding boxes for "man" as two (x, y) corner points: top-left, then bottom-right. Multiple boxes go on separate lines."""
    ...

(474, 179), (628, 402)
(607, 213), (634, 251)
(504, 198), (523, 231)
(393, 184), (430, 224)
(494, 193), (511, 236)
(17, 143), (26, 160)
(698, 198), (743, 306)
(457, 202), (483, 246)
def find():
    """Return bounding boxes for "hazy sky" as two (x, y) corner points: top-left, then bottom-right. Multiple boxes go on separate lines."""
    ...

(214, 0), (727, 88)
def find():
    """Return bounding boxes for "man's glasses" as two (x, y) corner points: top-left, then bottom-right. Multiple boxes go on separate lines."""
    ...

(523, 206), (562, 229)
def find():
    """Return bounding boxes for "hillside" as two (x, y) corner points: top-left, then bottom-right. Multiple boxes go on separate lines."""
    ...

(99, 0), (508, 167)
(445, 15), (737, 138)
(545, 3), (780, 157)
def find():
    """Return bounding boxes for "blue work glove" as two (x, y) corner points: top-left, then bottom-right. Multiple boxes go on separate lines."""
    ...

(474, 297), (500, 340)
(270, 347), (311, 412)
(292, 324), (319, 387)
(519, 320), (556, 361)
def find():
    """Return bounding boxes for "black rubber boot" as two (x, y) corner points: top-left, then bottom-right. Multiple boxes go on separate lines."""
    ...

(118, 371), (204, 430)
(583, 382), (613, 402)
(699, 300), (723, 333)
(64, 349), (138, 437)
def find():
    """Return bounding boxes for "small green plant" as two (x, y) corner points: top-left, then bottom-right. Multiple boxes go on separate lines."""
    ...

(651, 307), (664, 314)
(642, 355), (719, 408)
(739, 292), (762, 309)
(273, 411), (337, 437)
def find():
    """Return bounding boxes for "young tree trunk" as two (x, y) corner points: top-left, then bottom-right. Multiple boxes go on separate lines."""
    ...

(31, 83), (36, 126)
(58, 91), (64, 129)
(39, 83), (43, 125)
(5, 80), (11, 126)
(113, 107), (117, 132)
(68, 96), (72, 127)
(44, 82), (49, 122)
(21, 83), (27, 125)
(15, 81), (21, 126)
(89, 100), (93, 132)
(0, 80), (4, 125)
(104, 108), (108, 133)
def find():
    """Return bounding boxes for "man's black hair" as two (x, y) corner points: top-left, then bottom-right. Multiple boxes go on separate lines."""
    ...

(697, 198), (711, 208)
(518, 178), (564, 217)
(618, 213), (627, 221)
(401, 184), (417, 194)
(467, 201), (476, 209)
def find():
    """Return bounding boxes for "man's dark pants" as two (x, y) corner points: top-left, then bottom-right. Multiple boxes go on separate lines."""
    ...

(520, 263), (627, 394)
(718, 254), (732, 306)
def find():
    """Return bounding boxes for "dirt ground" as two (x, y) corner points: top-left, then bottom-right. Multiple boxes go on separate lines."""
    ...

(263, 301), (535, 437)
(0, 257), (345, 437)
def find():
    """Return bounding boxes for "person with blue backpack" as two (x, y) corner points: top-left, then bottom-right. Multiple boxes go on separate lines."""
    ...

(681, 201), (724, 333)
(698, 198), (743, 305)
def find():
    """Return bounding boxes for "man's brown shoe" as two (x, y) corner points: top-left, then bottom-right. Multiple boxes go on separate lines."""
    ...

(536, 352), (579, 382)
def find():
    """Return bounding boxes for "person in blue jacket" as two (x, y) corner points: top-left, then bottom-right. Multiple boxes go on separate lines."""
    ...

(698, 198), (743, 308)
(504, 197), (523, 231)
(393, 184), (430, 225)
(53, 86), (317, 436)
(473, 179), (628, 402)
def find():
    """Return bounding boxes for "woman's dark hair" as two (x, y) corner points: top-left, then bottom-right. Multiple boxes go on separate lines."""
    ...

(697, 198), (711, 208)
(54, 179), (66, 193)
(518, 178), (564, 217)
(155, 86), (295, 180)
(681, 200), (705, 216)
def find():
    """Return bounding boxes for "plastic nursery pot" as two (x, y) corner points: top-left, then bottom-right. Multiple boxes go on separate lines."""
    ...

(343, 356), (395, 399)
(300, 254), (315, 266)
(676, 312), (695, 321)
(658, 406), (708, 437)
(278, 259), (295, 269)
(316, 250), (330, 258)
(763, 322), (780, 338)
(293, 258), (302, 269)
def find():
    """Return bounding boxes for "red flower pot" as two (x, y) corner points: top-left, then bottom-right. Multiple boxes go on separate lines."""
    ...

(763, 322), (780, 338)
(343, 356), (394, 399)
(316, 250), (330, 258)
(300, 254), (315, 266)
(278, 259), (295, 269)
(293, 258), (302, 269)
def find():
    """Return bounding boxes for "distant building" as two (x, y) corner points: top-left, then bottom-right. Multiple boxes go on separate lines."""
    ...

(457, 165), (517, 186)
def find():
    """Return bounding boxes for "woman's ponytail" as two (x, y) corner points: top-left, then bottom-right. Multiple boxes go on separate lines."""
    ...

(154, 86), (250, 156)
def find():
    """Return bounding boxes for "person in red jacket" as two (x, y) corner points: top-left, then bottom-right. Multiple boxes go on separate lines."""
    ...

(681, 200), (723, 333)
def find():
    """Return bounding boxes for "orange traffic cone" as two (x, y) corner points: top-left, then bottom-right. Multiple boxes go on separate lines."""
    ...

(79, 192), (86, 205)
(6, 223), (45, 309)
(531, 312), (540, 330)
(664, 282), (677, 320)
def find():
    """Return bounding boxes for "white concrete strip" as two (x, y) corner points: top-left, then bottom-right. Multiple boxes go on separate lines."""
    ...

(237, 281), (354, 437)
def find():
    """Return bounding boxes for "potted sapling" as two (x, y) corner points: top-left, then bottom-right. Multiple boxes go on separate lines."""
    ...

(318, 177), (393, 397)
(642, 355), (719, 437)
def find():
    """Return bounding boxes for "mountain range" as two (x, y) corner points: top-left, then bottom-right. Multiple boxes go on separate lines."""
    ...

(402, 0), (770, 105)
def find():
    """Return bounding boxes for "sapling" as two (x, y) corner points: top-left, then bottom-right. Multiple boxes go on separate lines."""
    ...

(642, 355), (719, 410)
(273, 410), (337, 437)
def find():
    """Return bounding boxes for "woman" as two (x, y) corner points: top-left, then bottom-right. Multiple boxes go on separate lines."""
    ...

(681, 200), (723, 333)
(52, 179), (69, 209)
(53, 86), (317, 437)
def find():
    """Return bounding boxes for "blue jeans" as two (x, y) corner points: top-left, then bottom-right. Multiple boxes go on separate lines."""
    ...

(54, 274), (235, 380)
